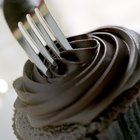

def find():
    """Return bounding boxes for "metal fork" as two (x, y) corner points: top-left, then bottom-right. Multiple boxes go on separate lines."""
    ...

(4, 0), (72, 76)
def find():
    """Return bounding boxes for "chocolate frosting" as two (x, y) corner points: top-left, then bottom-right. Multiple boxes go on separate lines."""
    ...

(13, 26), (140, 128)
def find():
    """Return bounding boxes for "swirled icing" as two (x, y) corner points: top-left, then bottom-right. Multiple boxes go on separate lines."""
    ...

(13, 26), (140, 127)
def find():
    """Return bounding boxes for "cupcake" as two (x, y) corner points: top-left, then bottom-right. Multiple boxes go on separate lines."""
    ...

(13, 26), (140, 140)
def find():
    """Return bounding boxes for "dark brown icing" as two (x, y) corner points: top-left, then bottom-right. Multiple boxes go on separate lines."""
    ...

(13, 26), (140, 127)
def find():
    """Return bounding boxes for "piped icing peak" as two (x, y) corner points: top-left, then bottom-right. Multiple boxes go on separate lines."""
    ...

(13, 26), (140, 127)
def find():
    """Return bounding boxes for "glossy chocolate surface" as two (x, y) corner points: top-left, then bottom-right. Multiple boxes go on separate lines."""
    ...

(13, 26), (140, 127)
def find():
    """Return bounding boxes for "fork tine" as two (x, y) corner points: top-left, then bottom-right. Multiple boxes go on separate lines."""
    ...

(35, 7), (72, 50)
(17, 22), (48, 76)
(14, 2), (73, 77)
(26, 14), (47, 47)
(27, 14), (60, 57)
(18, 20), (55, 66)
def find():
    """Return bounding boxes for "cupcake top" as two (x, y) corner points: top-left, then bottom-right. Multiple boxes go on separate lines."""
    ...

(13, 26), (140, 128)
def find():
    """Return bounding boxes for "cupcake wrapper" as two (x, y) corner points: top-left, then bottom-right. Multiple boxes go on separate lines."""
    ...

(97, 98), (140, 140)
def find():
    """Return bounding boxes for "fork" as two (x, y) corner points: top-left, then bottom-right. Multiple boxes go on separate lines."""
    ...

(4, 0), (72, 76)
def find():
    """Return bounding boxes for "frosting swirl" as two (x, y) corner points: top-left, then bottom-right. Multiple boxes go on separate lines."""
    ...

(13, 26), (140, 127)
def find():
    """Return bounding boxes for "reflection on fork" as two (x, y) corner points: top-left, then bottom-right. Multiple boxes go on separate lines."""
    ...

(14, 3), (72, 76)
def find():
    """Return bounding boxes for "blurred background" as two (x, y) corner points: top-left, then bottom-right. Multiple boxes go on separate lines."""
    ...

(0, 0), (140, 139)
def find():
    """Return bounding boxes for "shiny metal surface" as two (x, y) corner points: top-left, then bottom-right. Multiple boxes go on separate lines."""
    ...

(3, 0), (72, 76)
